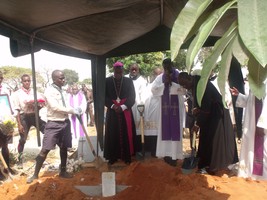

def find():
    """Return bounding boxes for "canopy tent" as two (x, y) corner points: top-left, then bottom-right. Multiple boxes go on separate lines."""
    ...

(0, 0), (236, 151)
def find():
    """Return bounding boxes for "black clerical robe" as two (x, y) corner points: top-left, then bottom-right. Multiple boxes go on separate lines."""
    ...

(193, 76), (238, 172)
(104, 76), (137, 163)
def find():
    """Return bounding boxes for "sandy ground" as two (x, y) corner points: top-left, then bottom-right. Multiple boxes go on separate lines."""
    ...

(1, 126), (267, 200)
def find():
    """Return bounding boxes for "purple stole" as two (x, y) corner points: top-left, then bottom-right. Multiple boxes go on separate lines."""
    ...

(70, 92), (84, 138)
(112, 98), (134, 155)
(252, 97), (264, 176)
(161, 69), (180, 141)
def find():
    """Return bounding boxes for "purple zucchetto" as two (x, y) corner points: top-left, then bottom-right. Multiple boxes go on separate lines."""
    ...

(113, 61), (124, 68)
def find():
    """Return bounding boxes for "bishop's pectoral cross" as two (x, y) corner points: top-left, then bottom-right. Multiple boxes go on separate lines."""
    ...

(116, 97), (121, 103)
(114, 77), (123, 104)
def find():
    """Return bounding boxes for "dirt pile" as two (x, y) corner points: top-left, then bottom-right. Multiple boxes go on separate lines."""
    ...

(1, 158), (267, 200)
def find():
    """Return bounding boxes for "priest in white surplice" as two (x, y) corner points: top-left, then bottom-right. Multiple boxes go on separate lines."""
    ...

(68, 85), (87, 149)
(231, 82), (267, 180)
(151, 58), (186, 166)
(126, 63), (148, 135)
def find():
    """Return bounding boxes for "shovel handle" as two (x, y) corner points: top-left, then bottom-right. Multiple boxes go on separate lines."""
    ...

(140, 116), (145, 144)
(0, 152), (8, 169)
(76, 114), (97, 157)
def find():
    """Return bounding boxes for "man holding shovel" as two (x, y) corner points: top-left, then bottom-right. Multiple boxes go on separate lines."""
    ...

(27, 70), (82, 184)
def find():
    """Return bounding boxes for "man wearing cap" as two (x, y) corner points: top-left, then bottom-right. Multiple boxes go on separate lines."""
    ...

(104, 61), (137, 165)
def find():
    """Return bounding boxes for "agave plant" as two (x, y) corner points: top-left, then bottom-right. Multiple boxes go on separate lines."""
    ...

(171, 0), (267, 105)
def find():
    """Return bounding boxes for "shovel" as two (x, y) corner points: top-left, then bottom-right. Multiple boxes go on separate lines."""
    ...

(76, 114), (104, 168)
(0, 151), (13, 180)
(137, 104), (145, 159)
(181, 129), (198, 174)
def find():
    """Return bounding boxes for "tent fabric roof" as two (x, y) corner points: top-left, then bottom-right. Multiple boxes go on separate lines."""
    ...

(0, 0), (235, 59)
(0, 0), (237, 150)
(0, 0), (184, 58)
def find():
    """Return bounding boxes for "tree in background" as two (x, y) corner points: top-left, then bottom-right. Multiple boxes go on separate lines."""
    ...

(0, 66), (44, 92)
(106, 50), (187, 81)
(81, 78), (92, 86)
(63, 69), (79, 85)
(38, 66), (52, 88)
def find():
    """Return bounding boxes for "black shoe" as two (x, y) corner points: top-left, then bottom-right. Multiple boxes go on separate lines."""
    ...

(164, 156), (172, 163)
(125, 159), (131, 165)
(27, 175), (38, 184)
(164, 156), (177, 167)
(59, 171), (73, 178)
(205, 167), (216, 175)
(151, 152), (157, 158)
(108, 159), (117, 165)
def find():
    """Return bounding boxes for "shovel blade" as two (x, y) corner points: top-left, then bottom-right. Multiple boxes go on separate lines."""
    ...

(181, 156), (198, 173)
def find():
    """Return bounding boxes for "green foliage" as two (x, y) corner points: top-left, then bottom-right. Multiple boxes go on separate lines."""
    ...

(238, 0), (267, 67)
(0, 66), (44, 92)
(171, 0), (213, 61)
(171, 0), (267, 104)
(63, 69), (79, 85)
(186, 0), (237, 72)
(197, 22), (237, 105)
(247, 53), (267, 98)
(106, 50), (187, 80)
(107, 52), (163, 79)
(164, 50), (187, 71)
(81, 78), (92, 85)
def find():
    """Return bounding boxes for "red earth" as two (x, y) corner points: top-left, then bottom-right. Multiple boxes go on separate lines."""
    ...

(1, 127), (267, 200)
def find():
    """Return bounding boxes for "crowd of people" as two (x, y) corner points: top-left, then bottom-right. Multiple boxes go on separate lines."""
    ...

(0, 57), (266, 184)
(103, 58), (266, 181)
(0, 70), (95, 181)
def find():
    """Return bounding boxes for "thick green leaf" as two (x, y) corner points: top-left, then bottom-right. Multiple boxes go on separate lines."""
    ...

(232, 35), (249, 66)
(186, 0), (237, 71)
(186, 10), (213, 43)
(238, 0), (267, 67)
(196, 23), (237, 105)
(247, 55), (267, 99)
(217, 35), (236, 108)
(171, 0), (213, 61)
